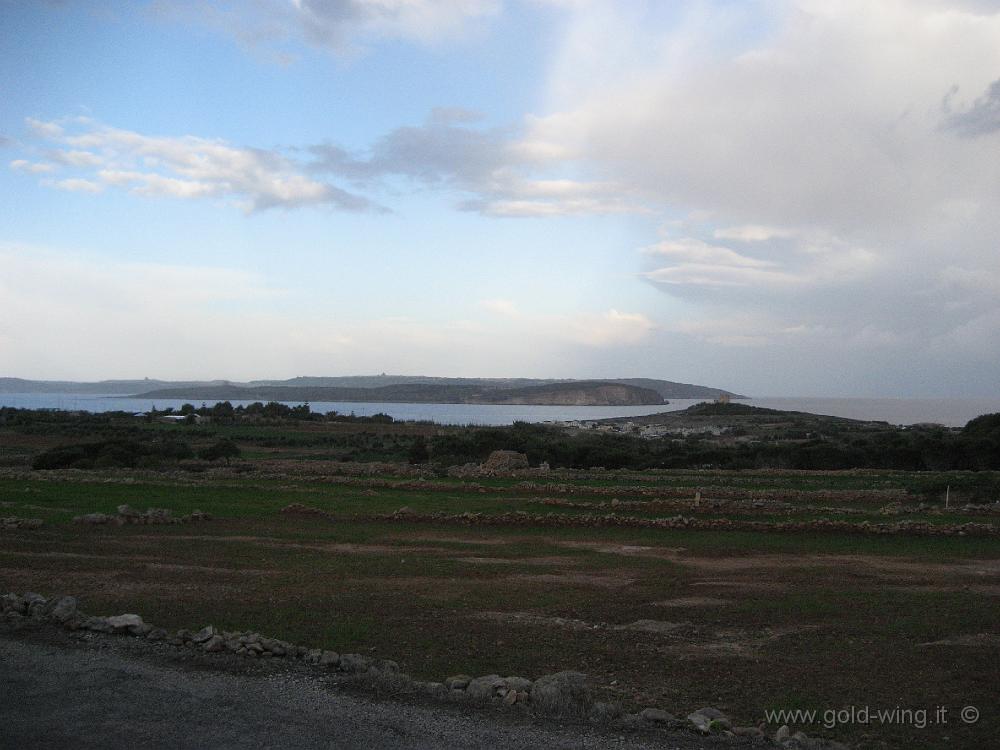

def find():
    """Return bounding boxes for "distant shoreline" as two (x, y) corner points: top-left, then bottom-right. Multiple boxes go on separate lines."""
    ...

(2, 394), (998, 427)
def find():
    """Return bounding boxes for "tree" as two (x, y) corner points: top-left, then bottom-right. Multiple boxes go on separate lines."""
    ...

(211, 401), (235, 420)
(408, 436), (430, 464)
(200, 438), (241, 464)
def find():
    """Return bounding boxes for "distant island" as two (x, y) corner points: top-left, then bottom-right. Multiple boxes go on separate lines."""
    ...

(0, 375), (744, 407)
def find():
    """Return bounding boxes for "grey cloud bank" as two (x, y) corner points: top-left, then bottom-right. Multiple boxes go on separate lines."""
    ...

(943, 78), (1000, 136)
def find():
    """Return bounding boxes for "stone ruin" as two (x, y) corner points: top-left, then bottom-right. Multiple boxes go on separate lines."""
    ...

(448, 450), (550, 478)
(482, 450), (530, 472)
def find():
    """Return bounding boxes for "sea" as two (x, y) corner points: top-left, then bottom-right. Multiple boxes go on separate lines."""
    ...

(1, 393), (998, 428)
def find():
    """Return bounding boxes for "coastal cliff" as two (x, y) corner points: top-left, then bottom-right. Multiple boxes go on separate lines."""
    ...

(128, 381), (665, 406)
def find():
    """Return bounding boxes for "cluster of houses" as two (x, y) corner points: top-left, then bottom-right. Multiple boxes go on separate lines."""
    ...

(551, 420), (729, 440)
(133, 412), (211, 425)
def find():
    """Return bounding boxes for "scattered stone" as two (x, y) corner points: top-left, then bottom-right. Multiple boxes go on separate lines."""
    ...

(72, 506), (209, 526)
(775, 725), (792, 742)
(191, 626), (216, 644)
(531, 671), (592, 717)
(0, 593), (24, 614)
(202, 635), (225, 653)
(47, 596), (78, 624)
(146, 628), (168, 641)
(319, 650), (340, 668)
(301, 649), (321, 664)
(503, 676), (532, 692)
(445, 675), (472, 690)
(589, 701), (623, 723)
(106, 614), (146, 635)
(619, 713), (643, 731)
(466, 674), (506, 701)
(688, 707), (732, 733)
(1, 516), (43, 530)
(338, 653), (371, 673)
(82, 616), (114, 633)
(261, 638), (286, 656)
(421, 682), (447, 698)
(640, 707), (676, 724)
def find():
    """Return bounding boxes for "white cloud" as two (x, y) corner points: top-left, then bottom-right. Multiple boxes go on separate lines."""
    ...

(293, 0), (500, 46)
(152, 0), (499, 56)
(25, 117), (63, 139)
(472, 196), (641, 217)
(713, 225), (794, 242)
(645, 262), (800, 289)
(48, 178), (103, 193)
(10, 159), (56, 174)
(479, 298), (520, 316)
(49, 149), (106, 167)
(15, 118), (376, 212)
(567, 309), (654, 347)
(643, 238), (776, 268)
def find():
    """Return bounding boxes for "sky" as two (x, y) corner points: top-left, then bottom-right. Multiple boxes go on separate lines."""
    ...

(2, 0), (1000, 397)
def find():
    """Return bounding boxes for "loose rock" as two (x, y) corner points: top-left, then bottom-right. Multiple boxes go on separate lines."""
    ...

(191, 626), (216, 644)
(319, 650), (340, 668)
(688, 707), (732, 733)
(338, 653), (371, 673)
(106, 614), (145, 633)
(202, 635), (225, 653)
(640, 708), (675, 724)
(530, 671), (592, 718)
(466, 674), (506, 701)
(445, 675), (472, 690)
(47, 596), (78, 624)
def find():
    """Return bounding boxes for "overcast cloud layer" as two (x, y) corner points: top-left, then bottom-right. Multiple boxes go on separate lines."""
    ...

(3, 0), (1000, 395)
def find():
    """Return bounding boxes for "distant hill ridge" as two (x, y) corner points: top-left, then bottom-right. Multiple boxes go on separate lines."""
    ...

(120, 381), (667, 406)
(0, 375), (744, 403)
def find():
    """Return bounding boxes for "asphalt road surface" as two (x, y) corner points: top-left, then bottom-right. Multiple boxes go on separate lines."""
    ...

(0, 630), (736, 750)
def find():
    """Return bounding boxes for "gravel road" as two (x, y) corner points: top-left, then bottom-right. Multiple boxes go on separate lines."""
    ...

(0, 629), (735, 749)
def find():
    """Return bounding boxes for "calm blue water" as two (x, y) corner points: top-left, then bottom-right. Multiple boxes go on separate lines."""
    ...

(1, 393), (998, 427)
